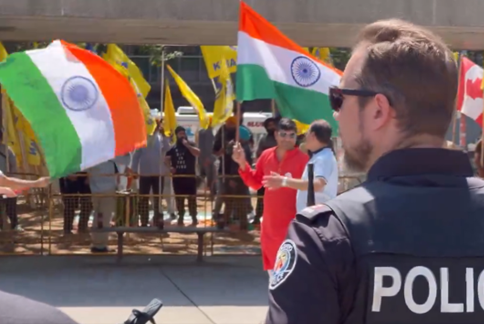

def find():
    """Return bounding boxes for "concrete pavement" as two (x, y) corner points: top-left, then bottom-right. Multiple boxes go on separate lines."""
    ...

(0, 255), (269, 324)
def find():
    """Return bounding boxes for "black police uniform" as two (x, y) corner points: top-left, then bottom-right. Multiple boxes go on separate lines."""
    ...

(266, 148), (484, 324)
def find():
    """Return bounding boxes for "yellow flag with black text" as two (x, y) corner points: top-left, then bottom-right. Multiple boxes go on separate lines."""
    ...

(103, 44), (151, 98)
(201, 46), (237, 79)
(212, 58), (234, 127)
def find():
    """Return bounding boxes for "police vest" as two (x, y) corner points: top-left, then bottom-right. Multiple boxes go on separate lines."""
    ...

(325, 176), (484, 324)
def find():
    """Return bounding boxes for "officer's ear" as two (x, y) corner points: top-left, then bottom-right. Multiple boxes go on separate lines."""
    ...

(369, 93), (394, 131)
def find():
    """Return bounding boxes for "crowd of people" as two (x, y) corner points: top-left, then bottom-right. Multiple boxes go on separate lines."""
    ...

(1, 112), (336, 254)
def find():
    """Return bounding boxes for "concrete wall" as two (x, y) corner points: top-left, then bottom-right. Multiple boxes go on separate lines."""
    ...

(1, 0), (484, 48)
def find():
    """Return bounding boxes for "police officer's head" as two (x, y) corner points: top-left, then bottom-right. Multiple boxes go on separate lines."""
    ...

(333, 19), (457, 172)
(305, 120), (334, 153)
(275, 118), (297, 150)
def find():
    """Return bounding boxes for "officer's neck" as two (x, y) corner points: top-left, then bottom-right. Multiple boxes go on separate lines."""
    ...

(367, 134), (445, 171)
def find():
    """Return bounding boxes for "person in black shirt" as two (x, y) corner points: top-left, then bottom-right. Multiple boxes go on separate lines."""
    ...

(166, 126), (200, 226)
(265, 19), (484, 324)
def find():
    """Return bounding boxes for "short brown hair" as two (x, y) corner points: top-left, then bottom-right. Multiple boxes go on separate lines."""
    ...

(354, 19), (457, 138)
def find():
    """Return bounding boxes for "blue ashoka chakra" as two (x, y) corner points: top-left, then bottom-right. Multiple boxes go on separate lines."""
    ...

(61, 76), (99, 112)
(290, 56), (321, 87)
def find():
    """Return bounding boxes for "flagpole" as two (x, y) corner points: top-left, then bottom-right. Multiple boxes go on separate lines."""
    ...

(159, 49), (165, 216)
(271, 99), (276, 116)
(160, 49), (165, 113)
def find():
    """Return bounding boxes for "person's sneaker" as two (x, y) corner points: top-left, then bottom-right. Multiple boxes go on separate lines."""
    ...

(13, 225), (24, 232)
(90, 247), (115, 253)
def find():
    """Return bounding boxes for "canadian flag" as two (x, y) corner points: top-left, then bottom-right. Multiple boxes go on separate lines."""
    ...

(457, 57), (484, 126)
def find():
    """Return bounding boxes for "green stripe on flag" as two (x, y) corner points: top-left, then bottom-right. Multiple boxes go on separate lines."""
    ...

(0, 52), (82, 178)
(236, 64), (338, 133)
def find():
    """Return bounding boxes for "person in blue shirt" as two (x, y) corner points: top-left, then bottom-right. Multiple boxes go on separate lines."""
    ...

(263, 120), (338, 212)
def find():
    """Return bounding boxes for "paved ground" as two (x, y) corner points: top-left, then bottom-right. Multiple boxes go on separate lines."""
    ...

(0, 255), (269, 324)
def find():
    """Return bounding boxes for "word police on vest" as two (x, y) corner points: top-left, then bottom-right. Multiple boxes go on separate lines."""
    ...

(372, 266), (484, 314)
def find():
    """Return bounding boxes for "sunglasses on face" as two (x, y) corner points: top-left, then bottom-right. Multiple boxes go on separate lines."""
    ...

(278, 131), (297, 139)
(329, 87), (380, 112)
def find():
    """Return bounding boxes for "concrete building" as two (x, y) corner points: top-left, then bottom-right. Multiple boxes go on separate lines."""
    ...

(1, 0), (484, 48)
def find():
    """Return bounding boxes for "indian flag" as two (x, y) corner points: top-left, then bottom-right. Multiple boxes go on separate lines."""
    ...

(0, 40), (147, 178)
(236, 2), (342, 131)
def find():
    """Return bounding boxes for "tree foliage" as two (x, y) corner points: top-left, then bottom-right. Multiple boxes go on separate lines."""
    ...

(2, 42), (182, 66)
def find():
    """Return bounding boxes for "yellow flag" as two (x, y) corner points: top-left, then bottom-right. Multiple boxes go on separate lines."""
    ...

(13, 107), (41, 166)
(4, 97), (22, 167)
(212, 58), (234, 127)
(103, 44), (151, 98)
(0, 42), (43, 167)
(0, 43), (7, 62)
(294, 119), (310, 135)
(200, 46), (237, 79)
(166, 65), (209, 129)
(453, 52), (459, 62)
(163, 81), (177, 140)
(103, 46), (156, 135)
(311, 47), (333, 66)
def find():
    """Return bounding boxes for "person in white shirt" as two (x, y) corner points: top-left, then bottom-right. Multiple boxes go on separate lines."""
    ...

(262, 120), (338, 212)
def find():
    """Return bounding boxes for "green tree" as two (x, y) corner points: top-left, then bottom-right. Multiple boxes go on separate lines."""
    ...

(329, 48), (351, 71)
(135, 45), (183, 66)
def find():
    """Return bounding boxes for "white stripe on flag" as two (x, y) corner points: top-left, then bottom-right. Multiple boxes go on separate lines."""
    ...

(27, 41), (116, 170)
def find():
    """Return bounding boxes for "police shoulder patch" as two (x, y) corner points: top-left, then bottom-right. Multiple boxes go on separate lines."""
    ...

(269, 239), (298, 290)
(297, 204), (332, 221)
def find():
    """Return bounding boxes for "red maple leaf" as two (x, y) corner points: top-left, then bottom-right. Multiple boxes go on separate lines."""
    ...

(466, 77), (483, 100)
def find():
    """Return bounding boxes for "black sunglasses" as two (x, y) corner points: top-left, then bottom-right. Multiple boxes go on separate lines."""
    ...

(278, 131), (297, 139)
(329, 87), (380, 112)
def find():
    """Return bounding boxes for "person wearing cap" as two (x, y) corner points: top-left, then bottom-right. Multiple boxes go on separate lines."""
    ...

(166, 126), (200, 226)
(219, 125), (253, 230)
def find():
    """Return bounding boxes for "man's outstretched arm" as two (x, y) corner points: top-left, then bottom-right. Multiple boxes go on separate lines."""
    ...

(0, 172), (49, 190)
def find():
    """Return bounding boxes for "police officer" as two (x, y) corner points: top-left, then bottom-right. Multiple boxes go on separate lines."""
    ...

(266, 19), (484, 323)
